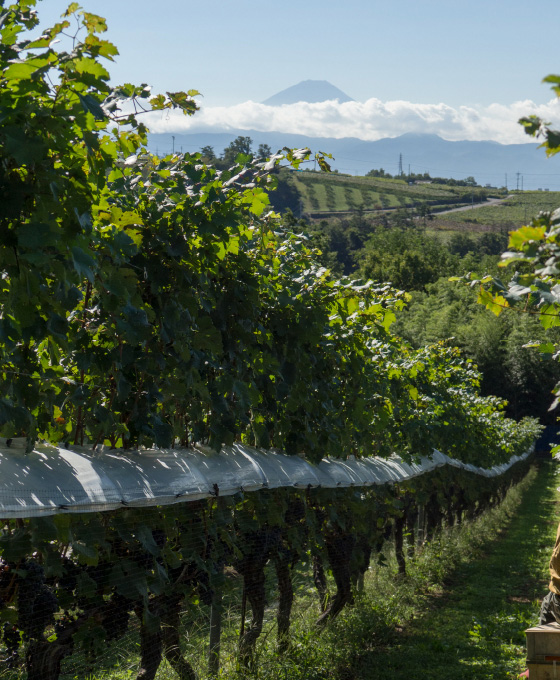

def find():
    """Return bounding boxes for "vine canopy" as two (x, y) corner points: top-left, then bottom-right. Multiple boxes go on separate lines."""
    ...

(0, 1), (539, 468)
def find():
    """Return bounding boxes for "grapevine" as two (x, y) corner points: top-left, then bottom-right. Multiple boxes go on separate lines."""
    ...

(0, 2), (545, 679)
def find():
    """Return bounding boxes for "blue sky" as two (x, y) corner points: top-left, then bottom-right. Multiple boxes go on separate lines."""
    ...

(37, 0), (560, 142)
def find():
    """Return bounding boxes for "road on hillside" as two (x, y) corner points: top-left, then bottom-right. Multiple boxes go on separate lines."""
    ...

(306, 196), (511, 220)
(436, 196), (511, 215)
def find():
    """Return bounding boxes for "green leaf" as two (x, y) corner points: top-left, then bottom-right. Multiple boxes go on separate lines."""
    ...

(73, 56), (109, 80)
(76, 571), (98, 599)
(3, 127), (46, 165)
(3, 57), (50, 80)
(78, 93), (106, 121)
(72, 540), (99, 565)
(136, 525), (160, 556)
(63, 3), (80, 16)
(536, 342), (556, 354)
(84, 35), (118, 60)
(508, 225), (546, 250)
(82, 12), (108, 33)
(47, 314), (68, 340)
(540, 304), (560, 329)
(477, 289), (507, 316)
(71, 246), (96, 282)
(17, 222), (58, 249)
(192, 317), (222, 354)
(0, 530), (32, 562)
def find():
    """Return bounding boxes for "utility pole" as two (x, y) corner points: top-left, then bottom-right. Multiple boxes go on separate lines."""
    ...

(521, 175), (524, 192)
(398, 153), (403, 177)
(172, 135), (175, 154)
(516, 171), (520, 191)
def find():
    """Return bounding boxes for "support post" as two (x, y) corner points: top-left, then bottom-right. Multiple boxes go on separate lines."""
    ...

(417, 504), (425, 549)
(208, 589), (222, 676)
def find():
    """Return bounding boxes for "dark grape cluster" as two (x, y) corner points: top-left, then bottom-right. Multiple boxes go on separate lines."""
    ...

(17, 560), (58, 640)
(101, 593), (130, 641)
(0, 559), (14, 597)
(58, 557), (79, 593)
(2, 623), (20, 668)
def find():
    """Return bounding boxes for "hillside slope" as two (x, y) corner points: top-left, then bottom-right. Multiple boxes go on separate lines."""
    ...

(147, 131), (560, 190)
(275, 169), (495, 217)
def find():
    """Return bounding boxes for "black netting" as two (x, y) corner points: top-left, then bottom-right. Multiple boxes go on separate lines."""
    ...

(0, 452), (533, 679)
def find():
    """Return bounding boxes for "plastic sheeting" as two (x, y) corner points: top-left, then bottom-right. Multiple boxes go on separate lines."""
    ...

(0, 437), (534, 518)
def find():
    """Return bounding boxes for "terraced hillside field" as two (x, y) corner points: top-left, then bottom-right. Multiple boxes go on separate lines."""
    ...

(289, 170), (497, 216)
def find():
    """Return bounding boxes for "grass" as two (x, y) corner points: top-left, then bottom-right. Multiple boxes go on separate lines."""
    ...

(344, 463), (557, 680)
(434, 191), (560, 232)
(6, 463), (555, 680)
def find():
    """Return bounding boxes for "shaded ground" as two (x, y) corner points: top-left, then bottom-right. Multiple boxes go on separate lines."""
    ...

(354, 463), (559, 680)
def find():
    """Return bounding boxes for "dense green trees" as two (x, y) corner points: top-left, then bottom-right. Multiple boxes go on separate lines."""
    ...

(358, 224), (456, 290)
(220, 134), (253, 166)
(394, 280), (560, 422)
(200, 137), (273, 170)
(304, 208), (557, 424)
(447, 74), (560, 422)
(365, 169), (484, 187)
(307, 211), (497, 285)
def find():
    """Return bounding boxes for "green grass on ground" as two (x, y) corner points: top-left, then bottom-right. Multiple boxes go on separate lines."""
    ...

(346, 463), (558, 680)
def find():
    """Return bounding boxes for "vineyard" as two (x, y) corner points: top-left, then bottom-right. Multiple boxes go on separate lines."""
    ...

(0, 3), (552, 680)
(289, 170), (494, 216)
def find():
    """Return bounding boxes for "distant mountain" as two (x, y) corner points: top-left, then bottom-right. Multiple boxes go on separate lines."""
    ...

(262, 80), (354, 106)
(147, 130), (560, 190)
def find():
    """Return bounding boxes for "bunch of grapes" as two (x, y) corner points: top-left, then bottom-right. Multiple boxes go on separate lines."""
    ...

(2, 623), (20, 668)
(101, 593), (130, 642)
(17, 560), (58, 640)
(0, 559), (14, 598)
(58, 557), (79, 593)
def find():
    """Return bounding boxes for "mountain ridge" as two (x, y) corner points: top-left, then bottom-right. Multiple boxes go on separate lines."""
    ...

(147, 130), (560, 190)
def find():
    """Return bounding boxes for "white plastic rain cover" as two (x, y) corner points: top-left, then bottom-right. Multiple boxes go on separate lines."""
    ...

(0, 437), (534, 518)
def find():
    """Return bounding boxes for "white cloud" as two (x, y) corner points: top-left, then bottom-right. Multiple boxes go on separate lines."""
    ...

(144, 97), (560, 145)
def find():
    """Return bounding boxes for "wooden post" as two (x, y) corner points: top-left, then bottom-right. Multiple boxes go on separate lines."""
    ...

(417, 504), (425, 549)
(357, 573), (365, 593)
(208, 588), (222, 676)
